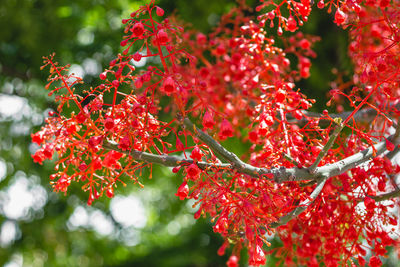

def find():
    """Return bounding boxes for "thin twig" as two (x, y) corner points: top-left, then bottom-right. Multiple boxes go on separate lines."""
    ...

(308, 118), (344, 173)
(283, 153), (301, 168)
(182, 117), (244, 166)
(269, 178), (328, 228)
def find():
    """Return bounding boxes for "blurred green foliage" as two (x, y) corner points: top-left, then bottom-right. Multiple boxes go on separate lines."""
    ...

(0, 1), (397, 267)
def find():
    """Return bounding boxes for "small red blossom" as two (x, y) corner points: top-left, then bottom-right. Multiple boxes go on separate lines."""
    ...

(249, 245), (266, 266)
(334, 8), (346, 25)
(131, 22), (145, 37)
(287, 16), (297, 32)
(133, 52), (142, 61)
(92, 158), (102, 170)
(157, 29), (169, 45)
(214, 216), (228, 233)
(386, 139), (395, 151)
(196, 33), (207, 44)
(31, 132), (44, 145)
(202, 110), (215, 129)
(186, 163), (201, 180)
(175, 181), (189, 200)
(112, 80), (120, 88)
(227, 255), (239, 267)
(156, 6), (164, 16)
(219, 119), (234, 139)
(88, 136), (103, 148)
(76, 111), (87, 123)
(162, 76), (176, 94)
(190, 146), (203, 161)
(106, 188), (114, 198)
(99, 72), (107, 80)
(32, 150), (45, 164)
(87, 193), (94, 206)
(118, 136), (132, 151)
(104, 117), (115, 130)
(369, 256), (382, 267)
(364, 196), (376, 211)
(172, 166), (181, 173)
(299, 39), (311, 50)
(120, 39), (128, 47)
(135, 78), (143, 89)
(103, 150), (123, 169)
(78, 163), (88, 171)
(380, 0), (390, 8)
(176, 137), (184, 151)
(276, 89), (286, 103)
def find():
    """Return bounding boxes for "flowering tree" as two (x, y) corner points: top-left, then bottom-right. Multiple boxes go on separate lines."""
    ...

(31, 0), (400, 266)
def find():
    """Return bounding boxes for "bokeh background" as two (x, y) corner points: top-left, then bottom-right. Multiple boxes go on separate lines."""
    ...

(0, 0), (398, 266)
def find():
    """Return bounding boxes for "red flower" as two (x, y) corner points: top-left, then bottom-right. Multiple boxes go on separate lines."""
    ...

(99, 72), (107, 80)
(31, 132), (44, 145)
(157, 29), (169, 45)
(186, 163), (201, 180)
(156, 6), (164, 16)
(227, 256), (239, 267)
(163, 76), (176, 94)
(88, 136), (103, 149)
(76, 111), (87, 123)
(364, 196), (376, 211)
(334, 8), (346, 25)
(249, 245), (266, 266)
(196, 33), (207, 44)
(32, 150), (45, 164)
(104, 117), (115, 130)
(369, 256), (382, 267)
(190, 146), (203, 161)
(119, 136), (132, 151)
(202, 110), (215, 129)
(131, 22), (144, 37)
(175, 181), (189, 200)
(106, 188), (114, 198)
(133, 52), (142, 61)
(386, 139), (395, 151)
(103, 150), (123, 169)
(286, 16), (297, 32)
(219, 119), (233, 139)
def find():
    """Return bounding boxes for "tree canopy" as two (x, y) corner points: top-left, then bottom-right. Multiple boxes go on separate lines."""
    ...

(1, 0), (400, 266)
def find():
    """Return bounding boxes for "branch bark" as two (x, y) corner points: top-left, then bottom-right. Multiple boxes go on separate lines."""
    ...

(370, 189), (400, 202)
(104, 119), (399, 186)
(269, 177), (328, 228)
(102, 139), (231, 170)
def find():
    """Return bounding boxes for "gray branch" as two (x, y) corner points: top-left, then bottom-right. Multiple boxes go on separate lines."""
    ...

(308, 119), (344, 173)
(102, 118), (400, 230)
(103, 118), (399, 186)
(102, 139), (230, 170)
(269, 178), (328, 228)
(370, 189), (400, 202)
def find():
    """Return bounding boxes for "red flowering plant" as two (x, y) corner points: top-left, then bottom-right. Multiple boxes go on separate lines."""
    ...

(32, 0), (400, 266)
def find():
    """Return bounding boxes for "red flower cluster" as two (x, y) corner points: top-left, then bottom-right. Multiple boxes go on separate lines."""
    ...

(32, 0), (400, 266)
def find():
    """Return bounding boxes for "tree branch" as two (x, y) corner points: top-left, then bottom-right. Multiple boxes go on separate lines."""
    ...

(182, 118), (244, 165)
(269, 177), (328, 228)
(102, 119), (400, 229)
(370, 189), (400, 202)
(298, 103), (399, 127)
(308, 119), (343, 173)
(102, 139), (230, 170)
(104, 119), (399, 187)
